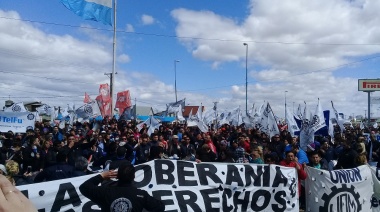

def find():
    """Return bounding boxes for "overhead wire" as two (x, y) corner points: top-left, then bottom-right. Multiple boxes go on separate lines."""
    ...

(1, 16), (380, 100)
(2, 16), (380, 46)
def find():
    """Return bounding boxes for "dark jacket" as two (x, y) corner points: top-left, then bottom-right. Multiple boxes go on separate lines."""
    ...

(79, 175), (165, 212)
(334, 148), (358, 170)
(34, 162), (74, 183)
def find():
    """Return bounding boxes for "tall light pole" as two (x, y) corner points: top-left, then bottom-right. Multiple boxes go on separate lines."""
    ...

(243, 43), (248, 115)
(174, 60), (180, 102)
(285, 91), (288, 122)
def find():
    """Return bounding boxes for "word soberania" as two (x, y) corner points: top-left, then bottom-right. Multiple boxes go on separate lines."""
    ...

(18, 160), (299, 212)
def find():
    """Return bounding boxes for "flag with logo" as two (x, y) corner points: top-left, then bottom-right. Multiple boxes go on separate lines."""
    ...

(60, 0), (112, 25)
(257, 102), (279, 138)
(305, 166), (372, 212)
(76, 101), (101, 119)
(310, 99), (326, 132)
(166, 98), (186, 114)
(300, 102), (313, 150)
(36, 104), (53, 115)
(4, 102), (28, 112)
(97, 84), (111, 117)
(115, 90), (131, 110)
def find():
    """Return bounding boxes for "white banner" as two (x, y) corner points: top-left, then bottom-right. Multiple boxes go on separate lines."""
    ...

(370, 166), (380, 212)
(17, 160), (299, 211)
(305, 165), (373, 212)
(0, 111), (35, 132)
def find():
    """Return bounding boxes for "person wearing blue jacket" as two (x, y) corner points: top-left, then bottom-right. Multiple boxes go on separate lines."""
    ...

(292, 144), (309, 164)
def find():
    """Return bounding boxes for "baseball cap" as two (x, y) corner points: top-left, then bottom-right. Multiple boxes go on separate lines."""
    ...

(172, 135), (179, 139)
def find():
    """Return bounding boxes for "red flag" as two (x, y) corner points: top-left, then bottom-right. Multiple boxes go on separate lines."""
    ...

(115, 90), (131, 110)
(97, 84), (112, 117)
(99, 84), (111, 102)
(84, 92), (92, 103)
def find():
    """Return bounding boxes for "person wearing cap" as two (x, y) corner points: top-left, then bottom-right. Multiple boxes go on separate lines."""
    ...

(79, 161), (165, 212)
(167, 135), (182, 159)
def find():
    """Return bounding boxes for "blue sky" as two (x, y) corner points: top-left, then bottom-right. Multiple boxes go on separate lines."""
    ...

(1, 0), (380, 118)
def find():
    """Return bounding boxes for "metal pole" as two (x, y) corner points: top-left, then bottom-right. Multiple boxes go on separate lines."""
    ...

(368, 92), (371, 126)
(174, 60), (180, 102)
(110, 0), (117, 117)
(243, 43), (248, 116)
(285, 91), (288, 123)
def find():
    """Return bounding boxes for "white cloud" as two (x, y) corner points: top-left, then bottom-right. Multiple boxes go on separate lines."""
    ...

(141, 14), (155, 25)
(126, 24), (134, 32)
(171, 0), (380, 116)
(117, 54), (130, 63)
(0, 10), (181, 110)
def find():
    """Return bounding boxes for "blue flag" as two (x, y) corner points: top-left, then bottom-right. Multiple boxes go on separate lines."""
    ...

(61, 0), (112, 25)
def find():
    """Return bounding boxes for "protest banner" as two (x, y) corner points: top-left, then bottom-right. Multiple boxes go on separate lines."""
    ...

(370, 166), (380, 212)
(305, 165), (373, 212)
(0, 111), (35, 132)
(17, 160), (299, 212)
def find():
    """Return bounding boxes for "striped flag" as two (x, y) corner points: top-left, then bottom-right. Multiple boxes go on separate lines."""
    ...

(60, 0), (112, 25)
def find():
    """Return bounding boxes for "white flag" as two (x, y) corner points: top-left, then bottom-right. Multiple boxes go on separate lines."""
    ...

(4, 102), (27, 112)
(257, 103), (279, 137)
(300, 102), (314, 151)
(59, 120), (66, 129)
(176, 105), (185, 122)
(60, 107), (69, 119)
(310, 99), (326, 132)
(203, 108), (216, 125)
(374, 122), (378, 128)
(187, 108), (197, 127)
(360, 121), (365, 130)
(328, 112), (335, 143)
(196, 105), (203, 121)
(296, 104), (303, 120)
(67, 103), (75, 113)
(230, 106), (243, 126)
(36, 104), (53, 115)
(331, 101), (345, 133)
(76, 101), (101, 119)
(286, 106), (300, 137)
(147, 116), (161, 136)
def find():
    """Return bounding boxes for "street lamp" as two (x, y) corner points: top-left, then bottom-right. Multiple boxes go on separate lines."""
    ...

(174, 60), (180, 102)
(285, 91), (288, 122)
(243, 43), (248, 116)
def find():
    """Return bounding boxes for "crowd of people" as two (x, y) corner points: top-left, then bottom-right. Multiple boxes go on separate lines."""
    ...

(0, 116), (379, 209)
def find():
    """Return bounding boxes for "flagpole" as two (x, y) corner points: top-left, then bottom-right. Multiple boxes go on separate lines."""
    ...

(111, 0), (117, 117)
